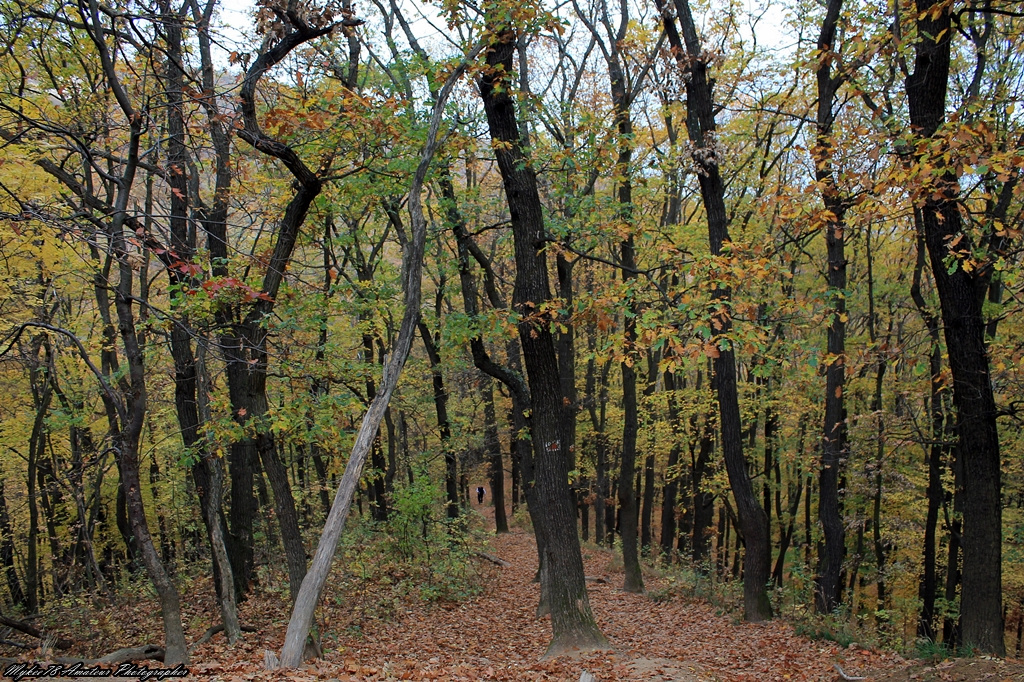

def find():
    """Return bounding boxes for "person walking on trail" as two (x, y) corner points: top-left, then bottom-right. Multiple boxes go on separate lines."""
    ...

(476, 486), (485, 504)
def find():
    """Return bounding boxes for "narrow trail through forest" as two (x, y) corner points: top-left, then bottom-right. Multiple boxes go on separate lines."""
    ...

(188, 501), (911, 681)
(24, 501), (1024, 681)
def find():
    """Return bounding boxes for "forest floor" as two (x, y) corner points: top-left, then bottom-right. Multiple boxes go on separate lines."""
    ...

(7, 504), (1024, 681)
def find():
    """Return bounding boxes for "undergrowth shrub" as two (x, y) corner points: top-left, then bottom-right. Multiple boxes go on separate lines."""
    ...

(642, 556), (744, 616)
(331, 476), (486, 627)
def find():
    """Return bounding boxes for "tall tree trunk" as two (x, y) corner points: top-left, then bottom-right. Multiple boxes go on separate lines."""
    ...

(483, 380), (509, 533)
(618, 236), (644, 592)
(222, 10), (341, 600)
(906, 0), (1004, 654)
(478, 28), (607, 653)
(659, 0), (771, 621)
(98, 90), (189, 661)
(813, 0), (849, 616)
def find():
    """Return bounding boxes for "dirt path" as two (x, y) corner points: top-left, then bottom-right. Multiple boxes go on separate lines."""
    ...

(53, 501), (1021, 681)
(206, 503), (911, 681)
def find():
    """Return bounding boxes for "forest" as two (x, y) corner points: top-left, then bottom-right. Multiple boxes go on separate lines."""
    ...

(0, 0), (1022, 674)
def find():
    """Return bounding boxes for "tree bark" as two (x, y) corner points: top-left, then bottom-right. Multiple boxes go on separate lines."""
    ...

(277, 47), (482, 668)
(618, 234), (644, 593)
(658, 0), (772, 620)
(812, 0), (849, 616)
(478, 28), (608, 653)
(906, 0), (1004, 654)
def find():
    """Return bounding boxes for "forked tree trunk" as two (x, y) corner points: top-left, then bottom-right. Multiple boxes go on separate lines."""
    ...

(906, 0), (1004, 654)
(162, 4), (239, 640)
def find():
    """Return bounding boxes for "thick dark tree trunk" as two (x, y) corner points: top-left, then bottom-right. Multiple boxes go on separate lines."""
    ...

(617, 342), (644, 591)
(618, 235), (644, 592)
(225, 431), (257, 597)
(258, 436), (308, 600)
(813, 0), (849, 616)
(220, 13), (338, 602)
(483, 381), (509, 533)
(223, 323), (308, 602)
(608, 26), (644, 592)
(906, 0), (1004, 654)
(419, 320), (458, 519)
(478, 29), (607, 654)
(659, 0), (771, 621)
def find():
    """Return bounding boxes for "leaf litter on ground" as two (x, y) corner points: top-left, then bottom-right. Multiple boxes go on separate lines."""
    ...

(13, 504), (1024, 681)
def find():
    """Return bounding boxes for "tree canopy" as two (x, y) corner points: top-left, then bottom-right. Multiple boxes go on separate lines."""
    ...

(1, 0), (1023, 666)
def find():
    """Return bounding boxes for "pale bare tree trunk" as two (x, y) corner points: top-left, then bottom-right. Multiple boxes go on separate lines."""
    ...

(276, 47), (483, 669)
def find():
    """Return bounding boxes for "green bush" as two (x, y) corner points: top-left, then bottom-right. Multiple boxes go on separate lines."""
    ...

(332, 476), (485, 623)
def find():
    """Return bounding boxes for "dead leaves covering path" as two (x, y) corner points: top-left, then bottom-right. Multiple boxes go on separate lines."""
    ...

(185, 518), (928, 681)
(20, 509), (1024, 681)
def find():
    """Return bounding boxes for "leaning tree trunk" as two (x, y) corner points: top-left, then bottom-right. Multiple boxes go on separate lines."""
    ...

(110, 185), (189, 666)
(658, 0), (772, 621)
(277, 48), (483, 669)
